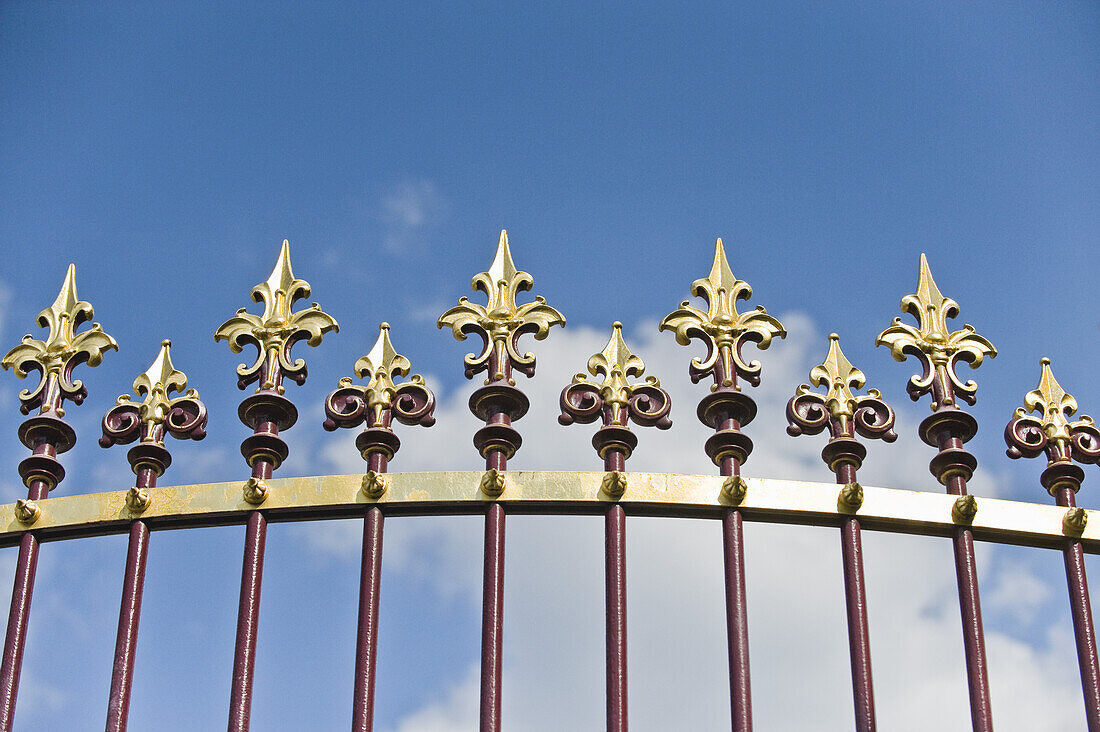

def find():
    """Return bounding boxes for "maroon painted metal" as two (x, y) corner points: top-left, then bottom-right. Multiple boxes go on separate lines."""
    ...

(0, 528), (39, 732)
(785, 344), (896, 732)
(605, 503), (627, 732)
(931, 424), (993, 732)
(559, 335), (672, 732)
(353, 506), (384, 732)
(481, 502), (506, 731)
(229, 506), (268, 732)
(99, 356), (207, 732)
(720, 503), (752, 732)
(105, 520), (149, 732)
(323, 335), (436, 732)
(1006, 384), (1100, 731)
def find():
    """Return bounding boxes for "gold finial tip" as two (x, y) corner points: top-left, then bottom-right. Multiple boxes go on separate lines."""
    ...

(281, 238), (290, 246)
(380, 322), (390, 330)
(161, 339), (172, 347)
(829, 333), (840, 341)
(1040, 357), (1051, 366)
(612, 321), (623, 329)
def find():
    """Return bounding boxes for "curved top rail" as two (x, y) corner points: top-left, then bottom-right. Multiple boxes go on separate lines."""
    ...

(1, 470), (1094, 552)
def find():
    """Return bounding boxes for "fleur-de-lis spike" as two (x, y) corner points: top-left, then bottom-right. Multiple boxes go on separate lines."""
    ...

(324, 323), (435, 457)
(660, 238), (785, 390)
(214, 240), (338, 393)
(2, 263), (118, 415)
(101, 340), (207, 452)
(1006, 358), (1100, 470)
(876, 253), (996, 409)
(560, 322), (672, 431)
(788, 334), (896, 443)
(438, 230), (565, 385)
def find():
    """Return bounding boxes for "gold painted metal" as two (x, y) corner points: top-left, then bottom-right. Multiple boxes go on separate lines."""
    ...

(1, 264), (118, 415)
(953, 494), (978, 524)
(796, 335), (884, 434)
(214, 240), (338, 393)
(572, 322), (659, 425)
(346, 323), (427, 426)
(13, 499), (39, 525)
(243, 477), (269, 505)
(361, 470), (388, 499)
(876, 254), (996, 409)
(437, 230), (565, 384)
(838, 482), (864, 512)
(660, 238), (785, 389)
(480, 469), (506, 497)
(1015, 358), (1094, 455)
(6, 472), (1100, 554)
(1065, 507), (1088, 535)
(722, 475), (748, 504)
(116, 340), (198, 429)
(602, 471), (627, 499)
(125, 487), (151, 513)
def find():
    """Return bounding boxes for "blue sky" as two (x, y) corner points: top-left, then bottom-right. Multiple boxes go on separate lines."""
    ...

(1, 2), (1099, 729)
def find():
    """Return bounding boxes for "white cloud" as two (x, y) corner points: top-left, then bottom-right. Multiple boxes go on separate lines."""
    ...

(298, 313), (1088, 731)
(379, 180), (446, 255)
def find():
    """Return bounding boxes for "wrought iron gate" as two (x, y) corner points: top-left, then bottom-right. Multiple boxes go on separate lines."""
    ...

(0, 234), (1096, 731)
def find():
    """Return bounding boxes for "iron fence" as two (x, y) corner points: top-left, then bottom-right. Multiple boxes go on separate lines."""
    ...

(0, 234), (1096, 732)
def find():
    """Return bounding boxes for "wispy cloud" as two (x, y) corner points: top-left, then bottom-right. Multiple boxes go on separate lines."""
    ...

(379, 179), (446, 255)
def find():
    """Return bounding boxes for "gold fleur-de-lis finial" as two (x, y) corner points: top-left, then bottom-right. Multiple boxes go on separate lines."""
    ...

(351, 322), (420, 425)
(876, 253), (996, 409)
(100, 340), (207, 460)
(1020, 358), (1090, 450)
(438, 229), (565, 384)
(324, 322), (435, 437)
(787, 334), (896, 443)
(660, 238), (785, 390)
(807, 334), (873, 418)
(126, 340), (198, 426)
(214, 240), (339, 393)
(2, 264), (118, 415)
(1006, 358), (1100, 488)
(576, 322), (657, 424)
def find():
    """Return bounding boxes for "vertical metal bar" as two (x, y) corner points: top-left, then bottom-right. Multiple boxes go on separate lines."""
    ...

(947, 473), (992, 732)
(105, 520), (151, 732)
(1055, 488), (1100, 731)
(228, 502), (268, 732)
(719, 456), (752, 732)
(0, 531), (39, 732)
(0, 477), (48, 732)
(480, 500), (506, 732)
(605, 504), (627, 732)
(604, 450), (627, 732)
(835, 463), (875, 732)
(352, 450), (387, 732)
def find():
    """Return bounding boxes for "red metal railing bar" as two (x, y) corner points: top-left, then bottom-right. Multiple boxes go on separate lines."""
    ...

(352, 450), (388, 732)
(105, 517), (150, 732)
(228, 461), (271, 732)
(719, 454), (753, 732)
(835, 462), (875, 732)
(0, 478), (46, 732)
(604, 450), (628, 732)
(1056, 487), (1100, 731)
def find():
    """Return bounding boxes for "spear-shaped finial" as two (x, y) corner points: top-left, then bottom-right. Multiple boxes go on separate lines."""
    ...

(787, 334), (896, 460)
(1006, 358), (1100, 495)
(559, 322), (672, 467)
(660, 238), (785, 389)
(100, 340), (207, 495)
(324, 322), (436, 477)
(876, 253), (996, 410)
(438, 229), (565, 385)
(215, 240), (339, 393)
(2, 263), (118, 416)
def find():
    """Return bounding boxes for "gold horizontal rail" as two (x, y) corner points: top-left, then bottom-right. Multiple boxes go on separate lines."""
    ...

(0, 471), (1092, 552)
